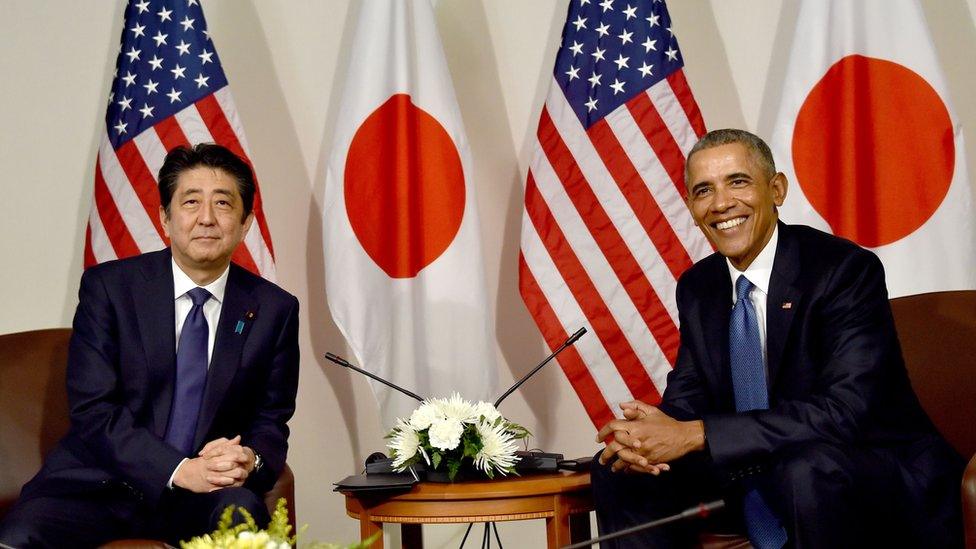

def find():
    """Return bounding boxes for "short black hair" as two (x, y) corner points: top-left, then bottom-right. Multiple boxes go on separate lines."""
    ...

(684, 128), (777, 186)
(158, 143), (255, 221)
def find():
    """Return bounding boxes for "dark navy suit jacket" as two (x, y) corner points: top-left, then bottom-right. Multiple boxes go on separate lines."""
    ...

(660, 223), (960, 531)
(24, 248), (299, 506)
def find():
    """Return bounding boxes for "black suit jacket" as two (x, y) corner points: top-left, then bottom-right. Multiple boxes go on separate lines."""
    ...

(660, 223), (957, 494)
(25, 249), (299, 506)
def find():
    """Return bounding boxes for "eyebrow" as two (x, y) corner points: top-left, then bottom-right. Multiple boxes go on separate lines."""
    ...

(179, 188), (236, 198)
(724, 172), (754, 181)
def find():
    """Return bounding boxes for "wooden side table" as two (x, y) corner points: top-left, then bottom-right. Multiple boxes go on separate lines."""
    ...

(340, 471), (593, 549)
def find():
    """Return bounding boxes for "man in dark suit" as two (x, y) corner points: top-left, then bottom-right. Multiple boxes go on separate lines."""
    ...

(0, 144), (299, 547)
(592, 129), (963, 548)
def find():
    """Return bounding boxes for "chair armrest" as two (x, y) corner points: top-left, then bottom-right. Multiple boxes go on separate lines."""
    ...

(264, 463), (296, 529)
(964, 453), (976, 549)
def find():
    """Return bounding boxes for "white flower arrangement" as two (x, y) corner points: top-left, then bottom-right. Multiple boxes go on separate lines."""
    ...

(387, 393), (530, 481)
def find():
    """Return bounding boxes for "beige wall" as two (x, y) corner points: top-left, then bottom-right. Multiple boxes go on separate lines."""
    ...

(2, 1), (974, 546)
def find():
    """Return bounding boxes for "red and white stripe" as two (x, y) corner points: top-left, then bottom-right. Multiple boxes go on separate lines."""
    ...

(84, 86), (276, 281)
(520, 72), (710, 428)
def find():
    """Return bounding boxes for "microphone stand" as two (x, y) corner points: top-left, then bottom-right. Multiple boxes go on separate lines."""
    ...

(494, 327), (587, 407)
(324, 352), (424, 402)
(561, 500), (725, 549)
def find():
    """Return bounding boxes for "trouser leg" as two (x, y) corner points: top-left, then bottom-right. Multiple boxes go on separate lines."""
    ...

(0, 486), (139, 549)
(151, 486), (270, 545)
(591, 451), (734, 548)
(765, 441), (911, 549)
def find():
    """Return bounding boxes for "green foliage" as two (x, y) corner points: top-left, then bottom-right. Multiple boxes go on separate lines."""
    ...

(181, 498), (372, 549)
(447, 459), (462, 480)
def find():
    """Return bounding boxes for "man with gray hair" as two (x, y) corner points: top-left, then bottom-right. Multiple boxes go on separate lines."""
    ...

(592, 129), (963, 547)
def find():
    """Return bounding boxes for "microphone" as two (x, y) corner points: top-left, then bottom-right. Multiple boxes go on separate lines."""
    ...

(325, 325), (586, 409)
(493, 327), (587, 407)
(560, 500), (726, 549)
(324, 352), (424, 402)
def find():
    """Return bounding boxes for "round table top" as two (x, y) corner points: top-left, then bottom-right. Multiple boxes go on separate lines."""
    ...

(341, 470), (594, 526)
(342, 470), (591, 502)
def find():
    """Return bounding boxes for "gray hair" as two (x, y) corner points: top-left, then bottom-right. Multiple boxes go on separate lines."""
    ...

(683, 129), (777, 187)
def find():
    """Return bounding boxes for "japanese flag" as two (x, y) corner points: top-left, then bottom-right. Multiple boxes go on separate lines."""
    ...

(323, 0), (497, 427)
(770, 0), (975, 297)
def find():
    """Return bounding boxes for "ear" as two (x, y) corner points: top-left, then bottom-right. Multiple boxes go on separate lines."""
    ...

(158, 206), (171, 239)
(241, 212), (255, 236)
(770, 172), (788, 207)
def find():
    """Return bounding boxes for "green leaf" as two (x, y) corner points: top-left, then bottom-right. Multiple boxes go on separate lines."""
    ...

(463, 437), (482, 458)
(432, 451), (442, 469)
(447, 459), (461, 481)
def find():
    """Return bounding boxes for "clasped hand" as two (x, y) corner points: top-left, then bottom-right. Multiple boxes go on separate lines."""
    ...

(174, 434), (257, 493)
(596, 400), (705, 475)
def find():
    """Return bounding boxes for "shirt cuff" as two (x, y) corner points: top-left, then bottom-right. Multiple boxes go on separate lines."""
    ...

(167, 457), (189, 489)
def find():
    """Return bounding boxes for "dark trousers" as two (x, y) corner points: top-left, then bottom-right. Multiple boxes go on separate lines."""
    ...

(0, 480), (270, 549)
(592, 441), (963, 549)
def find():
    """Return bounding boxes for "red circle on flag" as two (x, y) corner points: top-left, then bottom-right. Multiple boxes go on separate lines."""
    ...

(344, 94), (466, 278)
(791, 54), (954, 247)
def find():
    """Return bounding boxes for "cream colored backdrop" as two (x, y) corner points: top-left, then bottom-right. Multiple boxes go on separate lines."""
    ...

(2, 1), (974, 546)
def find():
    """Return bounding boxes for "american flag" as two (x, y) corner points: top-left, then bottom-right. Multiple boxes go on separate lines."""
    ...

(519, 0), (710, 428)
(85, 0), (275, 279)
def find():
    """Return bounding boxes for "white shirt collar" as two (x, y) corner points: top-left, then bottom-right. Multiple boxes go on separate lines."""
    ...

(171, 258), (229, 303)
(726, 224), (779, 301)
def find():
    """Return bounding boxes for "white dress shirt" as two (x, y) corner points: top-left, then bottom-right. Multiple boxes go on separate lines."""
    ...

(167, 259), (229, 487)
(172, 259), (229, 365)
(726, 226), (779, 377)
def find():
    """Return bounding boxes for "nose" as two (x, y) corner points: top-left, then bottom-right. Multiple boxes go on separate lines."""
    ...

(198, 200), (216, 225)
(711, 184), (735, 213)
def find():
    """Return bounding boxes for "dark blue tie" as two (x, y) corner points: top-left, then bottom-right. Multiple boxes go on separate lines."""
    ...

(164, 287), (211, 455)
(729, 275), (787, 549)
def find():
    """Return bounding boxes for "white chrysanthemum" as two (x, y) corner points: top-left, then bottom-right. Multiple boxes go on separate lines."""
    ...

(472, 401), (502, 425)
(474, 420), (520, 474)
(389, 419), (422, 469)
(428, 416), (465, 451)
(409, 401), (440, 430)
(431, 392), (477, 422)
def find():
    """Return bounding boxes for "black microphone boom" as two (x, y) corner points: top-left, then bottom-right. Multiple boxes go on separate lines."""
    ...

(326, 326), (586, 409)
(324, 352), (424, 402)
(493, 327), (587, 408)
(561, 500), (725, 549)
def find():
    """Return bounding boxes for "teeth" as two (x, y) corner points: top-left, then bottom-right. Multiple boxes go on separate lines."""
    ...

(715, 217), (746, 230)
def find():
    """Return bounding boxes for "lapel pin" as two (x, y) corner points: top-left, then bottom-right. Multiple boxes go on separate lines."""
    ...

(781, 302), (793, 309)
(245, 311), (255, 320)
(235, 320), (245, 334)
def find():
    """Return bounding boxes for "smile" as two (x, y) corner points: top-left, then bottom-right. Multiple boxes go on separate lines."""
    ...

(714, 217), (747, 231)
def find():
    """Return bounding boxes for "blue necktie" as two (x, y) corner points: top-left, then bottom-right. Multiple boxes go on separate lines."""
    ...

(164, 287), (211, 456)
(729, 275), (787, 549)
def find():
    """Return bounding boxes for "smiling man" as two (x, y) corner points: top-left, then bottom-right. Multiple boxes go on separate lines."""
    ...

(0, 144), (299, 547)
(591, 129), (963, 548)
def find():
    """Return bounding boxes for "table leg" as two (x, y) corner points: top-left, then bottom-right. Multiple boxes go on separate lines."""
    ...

(401, 523), (423, 548)
(360, 516), (383, 548)
(546, 511), (572, 549)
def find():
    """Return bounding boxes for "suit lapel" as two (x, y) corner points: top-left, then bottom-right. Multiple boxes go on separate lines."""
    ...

(696, 256), (733, 398)
(193, 265), (258, 450)
(766, 223), (802, 393)
(131, 249), (177, 437)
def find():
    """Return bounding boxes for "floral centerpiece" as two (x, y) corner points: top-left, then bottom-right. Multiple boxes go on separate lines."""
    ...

(387, 393), (530, 481)
(181, 498), (376, 549)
